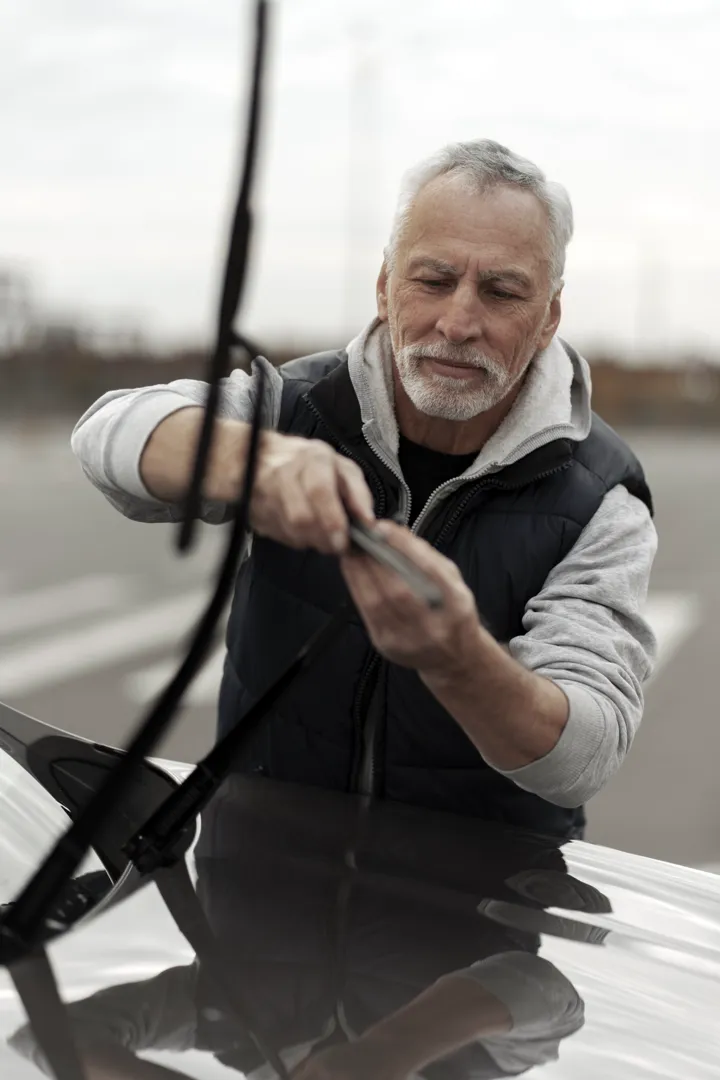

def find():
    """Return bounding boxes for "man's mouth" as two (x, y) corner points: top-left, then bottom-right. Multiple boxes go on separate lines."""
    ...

(425, 357), (483, 379)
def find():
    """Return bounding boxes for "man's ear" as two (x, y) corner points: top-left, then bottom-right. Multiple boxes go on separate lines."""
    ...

(537, 287), (563, 351)
(376, 262), (389, 321)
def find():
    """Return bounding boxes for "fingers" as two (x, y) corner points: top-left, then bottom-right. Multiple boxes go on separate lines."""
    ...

(341, 551), (442, 667)
(341, 522), (475, 622)
(272, 455), (345, 554)
(298, 455), (352, 553)
(251, 437), (375, 555)
(346, 521), (464, 601)
(342, 546), (423, 616)
(336, 458), (376, 525)
(341, 548), (395, 617)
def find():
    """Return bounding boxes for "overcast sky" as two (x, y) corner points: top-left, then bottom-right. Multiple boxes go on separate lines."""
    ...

(1, 0), (719, 358)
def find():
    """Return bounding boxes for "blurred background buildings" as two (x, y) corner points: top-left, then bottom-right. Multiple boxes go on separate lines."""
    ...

(2, 257), (719, 426)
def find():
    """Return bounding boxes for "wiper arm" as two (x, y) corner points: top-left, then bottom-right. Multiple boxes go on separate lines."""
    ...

(126, 604), (351, 873)
(0, 702), (190, 885)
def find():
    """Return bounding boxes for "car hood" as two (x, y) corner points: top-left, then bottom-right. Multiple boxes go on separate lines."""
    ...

(1, 757), (720, 1079)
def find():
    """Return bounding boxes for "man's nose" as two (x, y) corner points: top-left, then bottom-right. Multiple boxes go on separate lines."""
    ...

(435, 284), (483, 345)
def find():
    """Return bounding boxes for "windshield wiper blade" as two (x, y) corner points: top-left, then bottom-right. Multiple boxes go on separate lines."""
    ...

(178, 0), (268, 554)
(0, 0), (271, 958)
(0, 362), (266, 954)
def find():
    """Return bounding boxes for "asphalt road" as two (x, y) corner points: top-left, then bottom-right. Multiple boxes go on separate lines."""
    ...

(1, 419), (718, 870)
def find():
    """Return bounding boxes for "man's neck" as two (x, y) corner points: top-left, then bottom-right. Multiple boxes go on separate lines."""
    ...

(392, 366), (527, 455)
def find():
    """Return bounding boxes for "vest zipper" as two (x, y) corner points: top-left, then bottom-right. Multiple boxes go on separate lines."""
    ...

(302, 398), (388, 517)
(301, 398), (388, 796)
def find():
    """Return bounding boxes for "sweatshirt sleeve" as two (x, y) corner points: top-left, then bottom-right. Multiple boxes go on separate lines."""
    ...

(7, 964), (199, 1076)
(69, 356), (283, 525)
(497, 484), (659, 807)
(455, 951), (584, 1074)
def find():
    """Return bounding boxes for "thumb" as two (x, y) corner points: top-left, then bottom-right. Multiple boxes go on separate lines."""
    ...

(337, 462), (375, 525)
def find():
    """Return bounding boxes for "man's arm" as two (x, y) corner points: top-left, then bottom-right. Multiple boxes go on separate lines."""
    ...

(138, 407), (248, 504)
(491, 483), (657, 805)
(341, 485), (657, 808)
(292, 971), (512, 1080)
(71, 359), (376, 551)
(293, 952), (583, 1080)
(70, 358), (282, 524)
(419, 625), (571, 773)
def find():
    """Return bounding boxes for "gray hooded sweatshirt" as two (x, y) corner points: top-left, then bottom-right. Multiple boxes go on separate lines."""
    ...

(70, 321), (658, 809)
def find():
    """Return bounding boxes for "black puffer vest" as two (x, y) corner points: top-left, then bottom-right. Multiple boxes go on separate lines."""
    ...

(217, 347), (653, 840)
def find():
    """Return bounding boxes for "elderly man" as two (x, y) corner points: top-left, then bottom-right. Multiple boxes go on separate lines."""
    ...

(72, 139), (657, 840)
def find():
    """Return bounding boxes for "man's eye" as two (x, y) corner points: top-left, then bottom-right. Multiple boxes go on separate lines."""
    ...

(418, 279), (450, 290)
(489, 288), (518, 300)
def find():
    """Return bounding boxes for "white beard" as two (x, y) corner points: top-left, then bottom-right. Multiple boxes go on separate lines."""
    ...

(394, 340), (527, 421)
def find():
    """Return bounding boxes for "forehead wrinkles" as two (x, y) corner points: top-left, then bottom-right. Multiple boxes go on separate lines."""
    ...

(401, 174), (552, 277)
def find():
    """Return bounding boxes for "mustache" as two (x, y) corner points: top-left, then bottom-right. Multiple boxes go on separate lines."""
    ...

(398, 342), (505, 376)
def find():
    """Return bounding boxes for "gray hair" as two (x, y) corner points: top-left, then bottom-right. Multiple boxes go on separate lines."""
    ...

(385, 139), (574, 291)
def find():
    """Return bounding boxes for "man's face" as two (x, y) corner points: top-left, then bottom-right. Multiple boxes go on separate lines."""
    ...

(377, 174), (563, 421)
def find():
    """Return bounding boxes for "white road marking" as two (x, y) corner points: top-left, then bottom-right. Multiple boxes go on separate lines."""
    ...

(642, 591), (701, 681)
(0, 575), (135, 639)
(124, 644), (226, 708)
(0, 591), (206, 698)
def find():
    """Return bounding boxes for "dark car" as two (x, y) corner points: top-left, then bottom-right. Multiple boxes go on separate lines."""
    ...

(1, 701), (720, 1079)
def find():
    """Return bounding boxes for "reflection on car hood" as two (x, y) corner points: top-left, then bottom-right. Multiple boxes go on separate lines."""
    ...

(2, 768), (720, 1079)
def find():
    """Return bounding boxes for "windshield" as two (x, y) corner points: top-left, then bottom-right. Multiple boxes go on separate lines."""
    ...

(5, 776), (720, 1080)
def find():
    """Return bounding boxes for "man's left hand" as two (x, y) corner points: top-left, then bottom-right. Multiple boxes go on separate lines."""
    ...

(340, 520), (482, 678)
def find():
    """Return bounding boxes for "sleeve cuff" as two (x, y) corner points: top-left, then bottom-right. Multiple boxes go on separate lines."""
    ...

(108, 393), (201, 504)
(495, 683), (609, 807)
(458, 952), (583, 1033)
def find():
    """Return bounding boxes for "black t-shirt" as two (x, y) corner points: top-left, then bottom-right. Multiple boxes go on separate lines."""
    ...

(398, 435), (478, 525)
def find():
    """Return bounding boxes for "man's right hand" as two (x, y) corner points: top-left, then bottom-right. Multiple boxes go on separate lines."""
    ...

(250, 430), (376, 554)
(139, 408), (376, 555)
